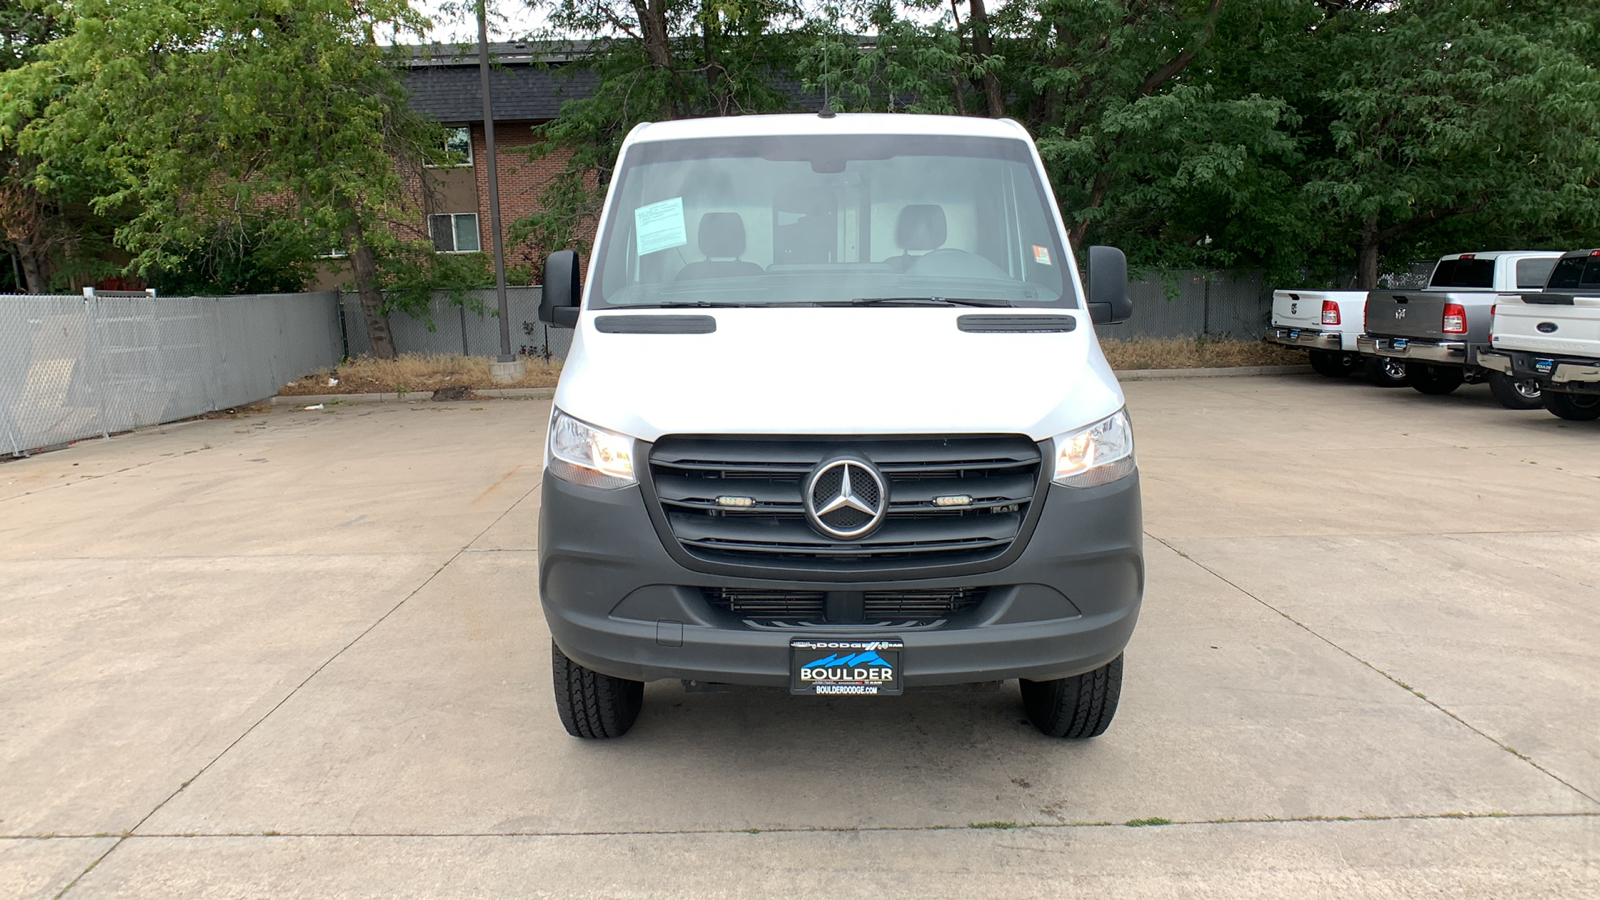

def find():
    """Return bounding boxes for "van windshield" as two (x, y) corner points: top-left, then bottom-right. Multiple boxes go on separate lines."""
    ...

(590, 133), (1074, 309)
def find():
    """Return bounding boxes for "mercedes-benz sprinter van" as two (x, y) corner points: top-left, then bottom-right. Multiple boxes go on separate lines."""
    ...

(537, 113), (1141, 739)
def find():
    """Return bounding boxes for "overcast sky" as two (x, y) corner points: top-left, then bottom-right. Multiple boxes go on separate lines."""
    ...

(412, 0), (550, 44)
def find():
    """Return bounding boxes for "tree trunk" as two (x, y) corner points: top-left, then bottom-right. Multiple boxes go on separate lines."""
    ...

(17, 240), (48, 295)
(967, 0), (1006, 118)
(1357, 214), (1381, 290)
(341, 216), (396, 359)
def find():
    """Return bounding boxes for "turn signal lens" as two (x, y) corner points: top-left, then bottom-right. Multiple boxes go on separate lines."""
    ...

(1443, 303), (1467, 334)
(1321, 300), (1341, 325)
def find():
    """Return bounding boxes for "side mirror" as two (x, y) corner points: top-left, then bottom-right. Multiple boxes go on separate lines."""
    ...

(1086, 245), (1132, 325)
(539, 250), (581, 327)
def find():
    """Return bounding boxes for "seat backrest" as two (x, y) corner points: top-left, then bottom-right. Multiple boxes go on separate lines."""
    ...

(896, 204), (947, 252)
(676, 212), (763, 280)
(698, 212), (748, 259)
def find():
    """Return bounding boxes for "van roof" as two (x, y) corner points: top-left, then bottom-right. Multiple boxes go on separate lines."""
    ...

(625, 113), (1034, 145)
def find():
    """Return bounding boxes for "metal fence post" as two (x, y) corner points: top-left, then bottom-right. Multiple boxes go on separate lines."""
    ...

(80, 288), (113, 440)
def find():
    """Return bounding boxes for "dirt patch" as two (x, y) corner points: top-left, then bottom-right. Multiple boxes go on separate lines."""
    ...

(1099, 338), (1306, 370)
(279, 354), (562, 395)
(431, 385), (479, 402)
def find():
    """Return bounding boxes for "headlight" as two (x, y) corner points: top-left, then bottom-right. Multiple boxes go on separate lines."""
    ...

(1051, 409), (1136, 488)
(546, 409), (637, 490)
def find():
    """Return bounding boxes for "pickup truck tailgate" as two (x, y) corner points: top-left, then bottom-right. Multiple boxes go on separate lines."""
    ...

(1271, 291), (1335, 329)
(1495, 293), (1600, 357)
(1364, 290), (1481, 341)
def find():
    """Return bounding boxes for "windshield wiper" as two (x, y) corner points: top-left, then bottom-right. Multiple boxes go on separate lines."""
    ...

(637, 300), (760, 308)
(839, 296), (1013, 308)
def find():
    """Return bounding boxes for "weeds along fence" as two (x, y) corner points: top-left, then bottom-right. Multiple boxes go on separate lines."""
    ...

(339, 287), (574, 362)
(1, 290), (340, 456)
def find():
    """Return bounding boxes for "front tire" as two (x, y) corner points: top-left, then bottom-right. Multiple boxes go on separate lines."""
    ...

(1364, 356), (1409, 388)
(1020, 654), (1123, 739)
(552, 641), (644, 739)
(1406, 362), (1464, 396)
(1309, 350), (1357, 378)
(1488, 372), (1543, 410)
(1543, 391), (1600, 421)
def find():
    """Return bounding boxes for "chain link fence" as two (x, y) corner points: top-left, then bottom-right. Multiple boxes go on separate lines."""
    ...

(339, 287), (573, 361)
(339, 273), (1260, 359)
(1, 290), (340, 456)
(1102, 270), (1270, 340)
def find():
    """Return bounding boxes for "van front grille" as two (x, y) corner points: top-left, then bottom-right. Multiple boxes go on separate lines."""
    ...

(647, 435), (1042, 570)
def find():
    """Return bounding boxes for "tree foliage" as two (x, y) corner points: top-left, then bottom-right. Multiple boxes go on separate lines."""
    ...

(0, 0), (450, 355)
(524, 0), (1600, 286)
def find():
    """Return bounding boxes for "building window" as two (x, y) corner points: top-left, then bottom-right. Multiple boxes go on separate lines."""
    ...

(430, 126), (472, 167)
(430, 213), (481, 253)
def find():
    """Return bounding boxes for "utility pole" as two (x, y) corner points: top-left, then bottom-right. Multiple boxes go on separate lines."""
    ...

(479, 0), (525, 382)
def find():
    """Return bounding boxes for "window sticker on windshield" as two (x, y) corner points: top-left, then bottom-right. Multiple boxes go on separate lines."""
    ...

(634, 197), (688, 256)
(1032, 245), (1052, 265)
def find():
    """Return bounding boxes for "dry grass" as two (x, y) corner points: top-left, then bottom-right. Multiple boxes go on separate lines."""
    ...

(279, 340), (1304, 397)
(279, 353), (563, 396)
(1099, 337), (1307, 371)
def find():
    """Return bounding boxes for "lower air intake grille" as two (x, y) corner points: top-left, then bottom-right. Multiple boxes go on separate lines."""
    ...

(703, 587), (986, 625)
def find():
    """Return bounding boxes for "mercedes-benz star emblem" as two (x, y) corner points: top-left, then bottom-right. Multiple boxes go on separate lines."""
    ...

(804, 459), (888, 539)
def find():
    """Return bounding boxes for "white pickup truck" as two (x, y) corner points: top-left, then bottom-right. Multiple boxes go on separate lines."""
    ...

(1359, 251), (1563, 408)
(1266, 290), (1406, 385)
(1478, 248), (1600, 421)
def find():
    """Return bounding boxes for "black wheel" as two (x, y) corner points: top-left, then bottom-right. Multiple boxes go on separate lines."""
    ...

(1488, 371), (1543, 410)
(552, 641), (644, 739)
(1543, 391), (1600, 421)
(1405, 362), (1464, 396)
(1364, 355), (1409, 388)
(1309, 350), (1358, 378)
(1020, 654), (1123, 739)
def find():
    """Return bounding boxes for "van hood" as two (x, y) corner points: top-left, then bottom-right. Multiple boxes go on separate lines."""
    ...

(553, 307), (1125, 442)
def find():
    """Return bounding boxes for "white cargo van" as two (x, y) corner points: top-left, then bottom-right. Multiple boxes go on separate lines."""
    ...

(536, 113), (1142, 739)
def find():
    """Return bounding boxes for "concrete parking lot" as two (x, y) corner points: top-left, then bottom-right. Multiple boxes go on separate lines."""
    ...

(2, 374), (1597, 898)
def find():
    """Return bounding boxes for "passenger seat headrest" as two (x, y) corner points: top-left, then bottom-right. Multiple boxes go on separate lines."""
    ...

(698, 212), (747, 259)
(896, 204), (947, 252)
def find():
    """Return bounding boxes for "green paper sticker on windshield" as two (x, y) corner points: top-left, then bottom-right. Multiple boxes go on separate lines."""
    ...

(635, 197), (688, 256)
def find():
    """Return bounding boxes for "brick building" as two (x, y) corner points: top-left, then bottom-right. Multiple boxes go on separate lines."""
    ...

(314, 42), (599, 290)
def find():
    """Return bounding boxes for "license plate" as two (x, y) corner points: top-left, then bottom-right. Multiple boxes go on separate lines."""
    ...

(1536, 358), (1554, 375)
(1391, 338), (1409, 350)
(1287, 329), (1301, 340)
(790, 638), (904, 696)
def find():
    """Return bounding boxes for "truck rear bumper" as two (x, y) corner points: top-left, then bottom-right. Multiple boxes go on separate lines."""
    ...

(1265, 327), (1345, 351)
(1480, 350), (1600, 390)
(1358, 336), (1468, 365)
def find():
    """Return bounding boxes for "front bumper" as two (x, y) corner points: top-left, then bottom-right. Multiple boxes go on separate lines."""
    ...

(538, 469), (1144, 687)
(1266, 326), (1344, 351)
(1358, 335), (1468, 365)
(1479, 350), (1600, 393)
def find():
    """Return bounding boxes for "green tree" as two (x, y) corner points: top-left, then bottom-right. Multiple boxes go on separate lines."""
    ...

(514, 0), (812, 253)
(1305, 0), (1600, 286)
(1, 0), (447, 354)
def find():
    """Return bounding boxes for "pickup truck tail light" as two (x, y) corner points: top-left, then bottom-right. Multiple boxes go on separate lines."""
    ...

(1443, 303), (1467, 334)
(1488, 304), (1495, 344)
(1321, 300), (1341, 325)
